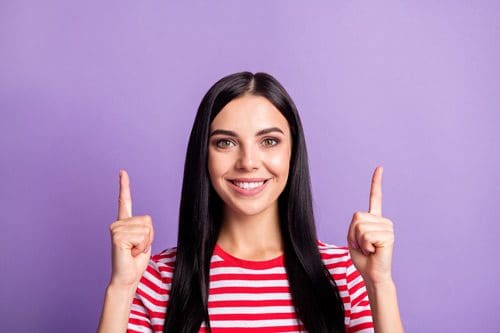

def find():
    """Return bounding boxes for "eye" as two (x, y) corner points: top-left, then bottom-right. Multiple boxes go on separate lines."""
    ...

(215, 139), (236, 148)
(262, 137), (280, 147)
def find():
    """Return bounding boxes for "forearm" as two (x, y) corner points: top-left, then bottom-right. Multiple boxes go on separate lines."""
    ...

(365, 280), (404, 333)
(97, 283), (138, 333)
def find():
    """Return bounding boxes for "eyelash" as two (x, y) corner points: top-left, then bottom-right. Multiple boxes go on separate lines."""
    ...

(215, 139), (236, 148)
(262, 137), (280, 147)
(214, 137), (280, 149)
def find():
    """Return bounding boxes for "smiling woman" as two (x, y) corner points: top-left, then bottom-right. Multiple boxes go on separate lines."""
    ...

(208, 95), (292, 220)
(97, 72), (404, 333)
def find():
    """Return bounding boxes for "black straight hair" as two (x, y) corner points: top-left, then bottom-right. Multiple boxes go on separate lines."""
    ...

(163, 71), (346, 333)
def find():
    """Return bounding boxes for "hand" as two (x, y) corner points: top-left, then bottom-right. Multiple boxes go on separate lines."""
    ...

(347, 166), (395, 285)
(108, 170), (154, 288)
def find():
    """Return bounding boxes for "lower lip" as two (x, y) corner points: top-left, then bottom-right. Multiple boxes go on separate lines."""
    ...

(227, 180), (268, 196)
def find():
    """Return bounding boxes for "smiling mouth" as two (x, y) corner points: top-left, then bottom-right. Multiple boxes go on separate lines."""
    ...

(227, 178), (270, 194)
(230, 179), (267, 189)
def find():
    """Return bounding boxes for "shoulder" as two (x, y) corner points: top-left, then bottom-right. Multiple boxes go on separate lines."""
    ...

(151, 246), (177, 267)
(317, 239), (351, 270)
(317, 240), (361, 281)
(129, 247), (177, 331)
(317, 239), (349, 254)
(133, 246), (178, 293)
(147, 246), (177, 281)
(316, 240), (356, 293)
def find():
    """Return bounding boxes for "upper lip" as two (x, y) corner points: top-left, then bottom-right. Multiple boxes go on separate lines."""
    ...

(228, 178), (269, 182)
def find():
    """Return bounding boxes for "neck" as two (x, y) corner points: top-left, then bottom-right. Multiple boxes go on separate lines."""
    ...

(217, 203), (283, 260)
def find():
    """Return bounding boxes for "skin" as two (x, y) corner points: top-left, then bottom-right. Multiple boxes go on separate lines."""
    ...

(208, 94), (291, 259)
(98, 94), (404, 332)
(348, 166), (394, 284)
(97, 170), (154, 333)
(347, 166), (404, 332)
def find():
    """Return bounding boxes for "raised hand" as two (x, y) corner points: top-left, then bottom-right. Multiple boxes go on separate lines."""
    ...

(347, 166), (395, 285)
(108, 170), (154, 288)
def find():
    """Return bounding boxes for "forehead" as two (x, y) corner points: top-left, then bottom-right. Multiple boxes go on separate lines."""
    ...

(211, 95), (290, 134)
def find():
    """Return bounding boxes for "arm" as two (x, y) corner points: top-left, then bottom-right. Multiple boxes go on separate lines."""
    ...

(365, 280), (404, 333)
(347, 166), (404, 332)
(97, 283), (138, 333)
(97, 170), (155, 332)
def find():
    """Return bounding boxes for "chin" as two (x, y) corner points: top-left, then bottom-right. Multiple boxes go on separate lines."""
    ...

(226, 200), (275, 218)
(232, 206), (267, 217)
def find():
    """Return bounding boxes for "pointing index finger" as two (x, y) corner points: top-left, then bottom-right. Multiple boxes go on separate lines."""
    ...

(118, 170), (132, 220)
(368, 166), (383, 216)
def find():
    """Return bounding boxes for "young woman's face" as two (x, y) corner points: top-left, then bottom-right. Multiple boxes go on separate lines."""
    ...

(208, 94), (292, 218)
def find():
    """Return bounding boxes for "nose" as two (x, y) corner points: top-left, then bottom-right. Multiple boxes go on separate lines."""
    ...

(236, 145), (259, 171)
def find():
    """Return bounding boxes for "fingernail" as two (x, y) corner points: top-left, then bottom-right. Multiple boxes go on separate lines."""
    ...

(143, 246), (149, 253)
(349, 240), (359, 249)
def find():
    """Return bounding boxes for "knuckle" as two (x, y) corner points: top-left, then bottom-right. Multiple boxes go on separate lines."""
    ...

(360, 232), (371, 242)
(359, 231), (373, 240)
(383, 218), (394, 230)
(353, 211), (364, 221)
(141, 225), (150, 234)
(113, 233), (124, 244)
(109, 220), (122, 232)
(354, 222), (364, 234)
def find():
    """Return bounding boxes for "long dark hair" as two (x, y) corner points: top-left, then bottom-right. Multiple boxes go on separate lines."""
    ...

(164, 72), (345, 333)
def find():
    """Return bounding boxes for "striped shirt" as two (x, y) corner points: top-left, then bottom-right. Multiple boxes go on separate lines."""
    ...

(127, 240), (374, 333)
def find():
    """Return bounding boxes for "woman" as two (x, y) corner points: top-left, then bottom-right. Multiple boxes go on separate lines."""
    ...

(98, 72), (404, 333)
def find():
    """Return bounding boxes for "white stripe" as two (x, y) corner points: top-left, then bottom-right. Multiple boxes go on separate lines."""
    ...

(351, 303), (371, 314)
(208, 305), (295, 315)
(208, 319), (300, 328)
(140, 276), (169, 301)
(209, 292), (292, 301)
(127, 322), (153, 332)
(350, 314), (374, 328)
(150, 317), (166, 329)
(210, 266), (286, 275)
(211, 255), (224, 262)
(323, 256), (349, 266)
(136, 293), (167, 314)
(210, 279), (289, 288)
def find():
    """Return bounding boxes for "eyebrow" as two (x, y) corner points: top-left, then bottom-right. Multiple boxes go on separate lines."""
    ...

(209, 127), (284, 137)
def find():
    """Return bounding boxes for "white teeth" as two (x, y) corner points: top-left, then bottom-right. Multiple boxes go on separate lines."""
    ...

(234, 181), (264, 189)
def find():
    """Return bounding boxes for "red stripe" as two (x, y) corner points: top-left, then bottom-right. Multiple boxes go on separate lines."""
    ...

(349, 321), (374, 332)
(210, 273), (288, 281)
(127, 317), (151, 328)
(209, 312), (298, 321)
(208, 299), (294, 308)
(199, 325), (304, 333)
(128, 243), (373, 332)
(209, 286), (290, 294)
(351, 309), (372, 319)
(136, 287), (168, 307)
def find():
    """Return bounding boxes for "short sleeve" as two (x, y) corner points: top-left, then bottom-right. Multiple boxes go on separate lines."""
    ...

(345, 251), (374, 333)
(127, 258), (164, 333)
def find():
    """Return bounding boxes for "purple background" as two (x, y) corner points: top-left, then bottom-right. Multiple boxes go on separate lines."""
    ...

(1, 1), (499, 331)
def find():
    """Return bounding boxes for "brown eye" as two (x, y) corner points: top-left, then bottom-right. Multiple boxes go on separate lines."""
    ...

(262, 138), (279, 147)
(216, 139), (235, 148)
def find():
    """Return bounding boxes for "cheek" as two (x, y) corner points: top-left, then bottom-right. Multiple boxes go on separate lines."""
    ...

(267, 149), (291, 179)
(207, 154), (218, 183)
(208, 151), (231, 181)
